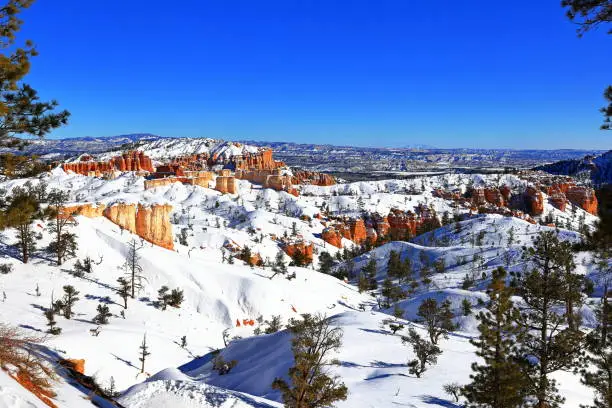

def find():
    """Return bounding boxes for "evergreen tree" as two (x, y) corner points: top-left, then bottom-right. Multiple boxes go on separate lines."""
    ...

(0, 0), (70, 142)
(362, 258), (378, 290)
(381, 277), (405, 308)
(516, 231), (584, 408)
(46, 189), (77, 265)
(93, 303), (111, 325)
(61, 285), (79, 319)
(116, 277), (130, 309)
(1, 184), (41, 263)
(581, 294), (612, 408)
(387, 250), (402, 282)
(271, 250), (288, 279)
(319, 251), (334, 275)
(44, 309), (60, 335)
(416, 298), (455, 345)
(157, 286), (170, 310)
(272, 314), (348, 408)
(462, 267), (529, 408)
(399, 257), (413, 283)
(401, 328), (441, 378)
(168, 288), (184, 308)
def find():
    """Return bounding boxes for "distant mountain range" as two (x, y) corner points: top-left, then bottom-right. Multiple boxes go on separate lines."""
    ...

(0, 133), (605, 174)
(535, 150), (612, 186)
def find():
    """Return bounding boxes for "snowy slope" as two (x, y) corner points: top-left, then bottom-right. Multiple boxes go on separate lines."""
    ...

(0, 168), (606, 407)
(121, 311), (592, 408)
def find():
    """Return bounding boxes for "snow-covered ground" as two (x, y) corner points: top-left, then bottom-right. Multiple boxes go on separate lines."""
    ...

(0, 168), (605, 407)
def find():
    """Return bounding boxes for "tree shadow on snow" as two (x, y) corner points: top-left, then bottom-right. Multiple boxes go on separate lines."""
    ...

(419, 395), (462, 407)
(359, 327), (388, 335)
(202, 386), (278, 408)
(19, 324), (43, 333)
(365, 372), (410, 381)
(111, 353), (139, 371)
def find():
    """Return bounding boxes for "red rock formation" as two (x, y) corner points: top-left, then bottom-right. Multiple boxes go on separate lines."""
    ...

(348, 219), (367, 244)
(135, 204), (174, 250)
(322, 227), (343, 248)
(282, 241), (313, 264)
(60, 203), (106, 218)
(102, 203), (174, 249)
(62, 151), (153, 176)
(104, 203), (137, 233)
(524, 186), (544, 216)
(566, 185), (598, 215)
(215, 176), (238, 194)
(484, 187), (506, 207)
(291, 170), (336, 186)
(387, 209), (418, 240)
(548, 193), (567, 212)
(233, 149), (284, 171)
(265, 175), (292, 191)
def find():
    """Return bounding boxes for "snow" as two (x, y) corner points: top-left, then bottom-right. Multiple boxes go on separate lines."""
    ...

(0, 168), (605, 407)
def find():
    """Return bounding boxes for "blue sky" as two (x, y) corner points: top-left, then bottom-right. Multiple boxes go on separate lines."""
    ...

(19, 0), (611, 149)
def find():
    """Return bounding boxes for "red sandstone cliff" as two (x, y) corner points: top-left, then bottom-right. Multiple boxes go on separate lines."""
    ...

(291, 170), (336, 186)
(62, 151), (154, 176)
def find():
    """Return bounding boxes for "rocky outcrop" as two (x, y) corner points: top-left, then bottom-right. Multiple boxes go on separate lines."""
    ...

(524, 186), (544, 216)
(101, 203), (174, 250)
(322, 227), (343, 248)
(348, 219), (367, 244)
(60, 203), (106, 218)
(235, 169), (295, 193)
(215, 176), (238, 194)
(233, 149), (284, 171)
(291, 170), (336, 186)
(62, 151), (154, 176)
(135, 204), (174, 250)
(566, 185), (598, 215)
(282, 241), (313, 264)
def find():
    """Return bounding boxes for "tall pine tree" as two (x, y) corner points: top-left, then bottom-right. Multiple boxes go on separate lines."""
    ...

(516, 231), (584, 408)
(463, 267), (529, 408)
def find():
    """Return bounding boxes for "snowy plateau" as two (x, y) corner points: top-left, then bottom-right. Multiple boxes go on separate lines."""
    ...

(0, 137), (608, 408)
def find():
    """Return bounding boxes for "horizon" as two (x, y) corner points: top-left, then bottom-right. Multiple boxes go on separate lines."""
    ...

(19, 1), (612, 149)
(39, 132), (608, 152)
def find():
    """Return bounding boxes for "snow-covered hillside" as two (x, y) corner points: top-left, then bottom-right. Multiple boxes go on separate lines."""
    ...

(93, 138), (262, 163)
(0, 168), (607, 407)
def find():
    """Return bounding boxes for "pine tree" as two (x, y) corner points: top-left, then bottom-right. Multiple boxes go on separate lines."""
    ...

(271, 250), (288, 279)
(46, 189), (77, 265)
(116, 277), (131, 309)
(416, 298), (455, 345)
(44, 309), (60, 335)
(461, 298), (472, 316)
(168, 288), (184, 308)
(1, 184), (40, 263)
(516, 231), (584, 408)
(381, 278), (405, 308)
(462, 267), (529, 408)
(157, 286), (170, 310)
(319, 251), (334, 275)
(362, 258), (378, 290)
(272, 314), (348, 408)
(0, 1), (70, 142)
(61, 285), (79, 319)
(399, 257), (413, 283)
(139, 333), (150, 374)
(401, 328), (441, 378)
(581, 294), (612, 408)
(93, 303), (111, 325)
(387, 250), (402, 282)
